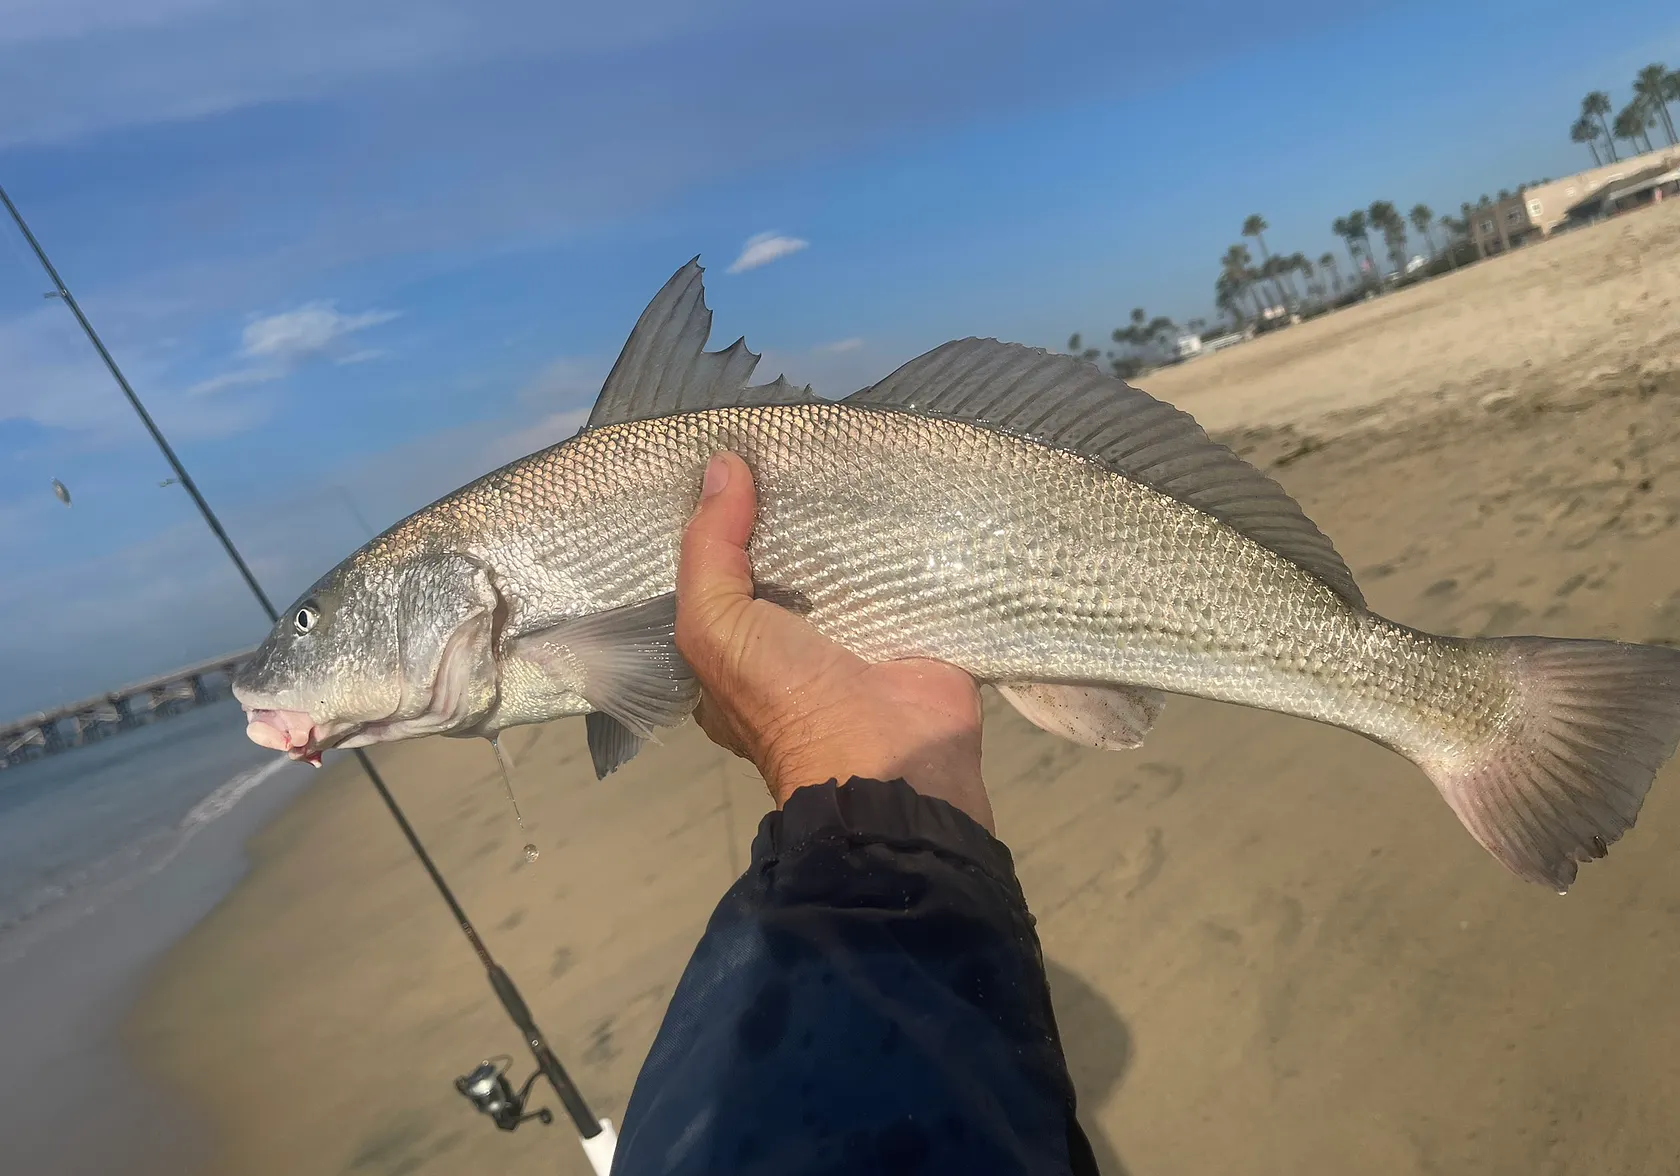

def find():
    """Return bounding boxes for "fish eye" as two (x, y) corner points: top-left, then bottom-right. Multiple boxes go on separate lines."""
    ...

(293, 602), (321, 635)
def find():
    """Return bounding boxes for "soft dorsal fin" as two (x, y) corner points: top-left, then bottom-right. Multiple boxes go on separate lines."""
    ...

(586, 257), (817, 429)
(845, 338), (1364, 607)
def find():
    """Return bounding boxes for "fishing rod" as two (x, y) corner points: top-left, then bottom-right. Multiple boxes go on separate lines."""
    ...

(0, 182), (618, 1174)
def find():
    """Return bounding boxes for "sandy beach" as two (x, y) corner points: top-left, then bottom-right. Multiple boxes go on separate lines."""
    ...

(126, 204), (1680, 1176)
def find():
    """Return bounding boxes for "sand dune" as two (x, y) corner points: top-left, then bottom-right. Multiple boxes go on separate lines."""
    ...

(127, 202), (1680, 1176)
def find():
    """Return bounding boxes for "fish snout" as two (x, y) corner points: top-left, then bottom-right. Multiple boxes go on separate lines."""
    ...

(244, 707), (325, 768)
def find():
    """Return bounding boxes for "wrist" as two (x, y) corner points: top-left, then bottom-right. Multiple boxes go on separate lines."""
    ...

(767, 746), (994, 834)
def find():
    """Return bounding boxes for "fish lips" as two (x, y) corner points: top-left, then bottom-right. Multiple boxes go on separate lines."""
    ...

(240, 706), (407, 767)
(243, 707), (330, 768)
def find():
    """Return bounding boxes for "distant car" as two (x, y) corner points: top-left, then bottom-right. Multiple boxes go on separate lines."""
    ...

(1405, 255), (1427, 274)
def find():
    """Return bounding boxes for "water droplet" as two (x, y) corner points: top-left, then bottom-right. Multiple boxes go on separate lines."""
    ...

(523, 843), (539, 863)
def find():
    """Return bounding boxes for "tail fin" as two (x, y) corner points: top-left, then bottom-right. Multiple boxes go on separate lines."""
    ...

(1424, 637), (1680, 893)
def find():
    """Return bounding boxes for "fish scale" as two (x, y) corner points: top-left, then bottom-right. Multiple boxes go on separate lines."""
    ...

(232, 257), (1680, 893)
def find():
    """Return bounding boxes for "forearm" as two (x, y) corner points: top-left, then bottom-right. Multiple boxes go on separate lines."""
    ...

(612, 776), (1097, 1176)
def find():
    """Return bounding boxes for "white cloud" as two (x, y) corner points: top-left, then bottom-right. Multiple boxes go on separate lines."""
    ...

(0, 304), (263, 443)
(182, 300), (398, 398)
(727, 231), (809, 274)
(185, 366), (278, 397)
(239, 302), (399, 363)
(814, 337), (864, 353)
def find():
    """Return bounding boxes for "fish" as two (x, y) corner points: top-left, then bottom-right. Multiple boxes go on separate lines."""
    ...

(233, 257), (1680, 893)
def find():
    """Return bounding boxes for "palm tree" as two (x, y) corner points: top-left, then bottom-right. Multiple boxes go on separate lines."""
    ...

(1066, 333), (1101, 365)
(1222, 244), (1265, 318)
(1111, 308), (1178, 363)
(1347, 209), (1375, 284)
(1571, 114), (1604, 166)
(1214, 274), (1244, 328)
(1409, 204), (1439, 257)
(1634, 64), (1678, 146)
(1583, 91), (1619, 161)
(1368, 201), (1409, 275)
(1458, 200), (1479, 259)
(1330, 216), (1358, 277)
(1242, 214), (1292, 306)
(1318, 251), (1340, 294)
(1614, 102), (1654, 154)
(1437, 215), (1463, 270)
(1289, 252), (1314, 300)
(1264, 254), (1301, 304)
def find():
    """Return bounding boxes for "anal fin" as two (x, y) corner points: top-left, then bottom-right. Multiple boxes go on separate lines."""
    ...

(586, 712), (647, 779)
(996, 682), (1166, 750)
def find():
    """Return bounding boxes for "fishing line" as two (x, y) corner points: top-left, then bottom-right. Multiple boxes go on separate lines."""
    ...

(1, 181), (616, 1173)
(491, 735), (539, 863)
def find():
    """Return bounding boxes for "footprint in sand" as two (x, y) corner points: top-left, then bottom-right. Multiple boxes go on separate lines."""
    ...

(1451, 600), (1530, 637)
(1555, 571), (1590, 598)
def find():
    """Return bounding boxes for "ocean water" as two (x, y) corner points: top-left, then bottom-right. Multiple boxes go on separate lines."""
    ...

(0, 697), (312, 1173)
(0, 698), (301, 955)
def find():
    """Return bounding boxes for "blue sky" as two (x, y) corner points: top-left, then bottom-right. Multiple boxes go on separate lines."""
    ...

(2, 0), (1677, 716)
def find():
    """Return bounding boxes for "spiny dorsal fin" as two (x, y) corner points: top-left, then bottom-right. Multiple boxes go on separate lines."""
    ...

(585, 257), (816, 429)
(845, 338), (1364, 608)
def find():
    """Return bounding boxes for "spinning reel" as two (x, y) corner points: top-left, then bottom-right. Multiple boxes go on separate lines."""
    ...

(453, 1055), (555, 1132)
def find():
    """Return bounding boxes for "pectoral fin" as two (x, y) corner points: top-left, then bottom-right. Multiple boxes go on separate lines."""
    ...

(507, 592), (699, 778)
(996, 682), (1166, 750)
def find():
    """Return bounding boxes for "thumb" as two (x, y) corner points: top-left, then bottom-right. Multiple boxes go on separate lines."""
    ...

(676, 452), (757, 654)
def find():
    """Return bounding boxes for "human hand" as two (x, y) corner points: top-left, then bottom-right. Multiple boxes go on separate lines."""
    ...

(674, 452), (994, 832)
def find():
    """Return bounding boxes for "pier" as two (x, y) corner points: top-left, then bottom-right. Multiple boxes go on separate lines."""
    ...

(1, 648), (256, 769)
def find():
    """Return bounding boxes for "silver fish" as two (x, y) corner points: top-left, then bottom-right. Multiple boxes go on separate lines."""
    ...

(233, 258), (1680, 893)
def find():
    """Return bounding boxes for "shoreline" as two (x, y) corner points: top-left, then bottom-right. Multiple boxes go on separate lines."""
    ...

(0, 749), (311, 1176)
(124, 204), (1680, 1175)
(126, 719), (778, 1176)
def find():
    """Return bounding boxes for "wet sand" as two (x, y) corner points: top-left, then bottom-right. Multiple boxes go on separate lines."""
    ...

(127, 203), (1680, 1175)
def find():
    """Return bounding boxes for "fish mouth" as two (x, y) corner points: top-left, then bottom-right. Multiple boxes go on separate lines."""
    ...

(243, 708), (328, 768)
(237, 611), (498, 765)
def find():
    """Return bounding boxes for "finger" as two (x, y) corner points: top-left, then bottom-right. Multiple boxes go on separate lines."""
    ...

(676, 452), (758, 658)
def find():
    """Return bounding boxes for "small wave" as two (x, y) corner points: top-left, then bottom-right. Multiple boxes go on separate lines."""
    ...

(0, 756), (297, 955)
(148, 756), (296, 873)
(179, 757), (293, 833)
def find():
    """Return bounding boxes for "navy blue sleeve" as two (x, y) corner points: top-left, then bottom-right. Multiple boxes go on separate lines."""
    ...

(611, 776), (1099, 1176)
